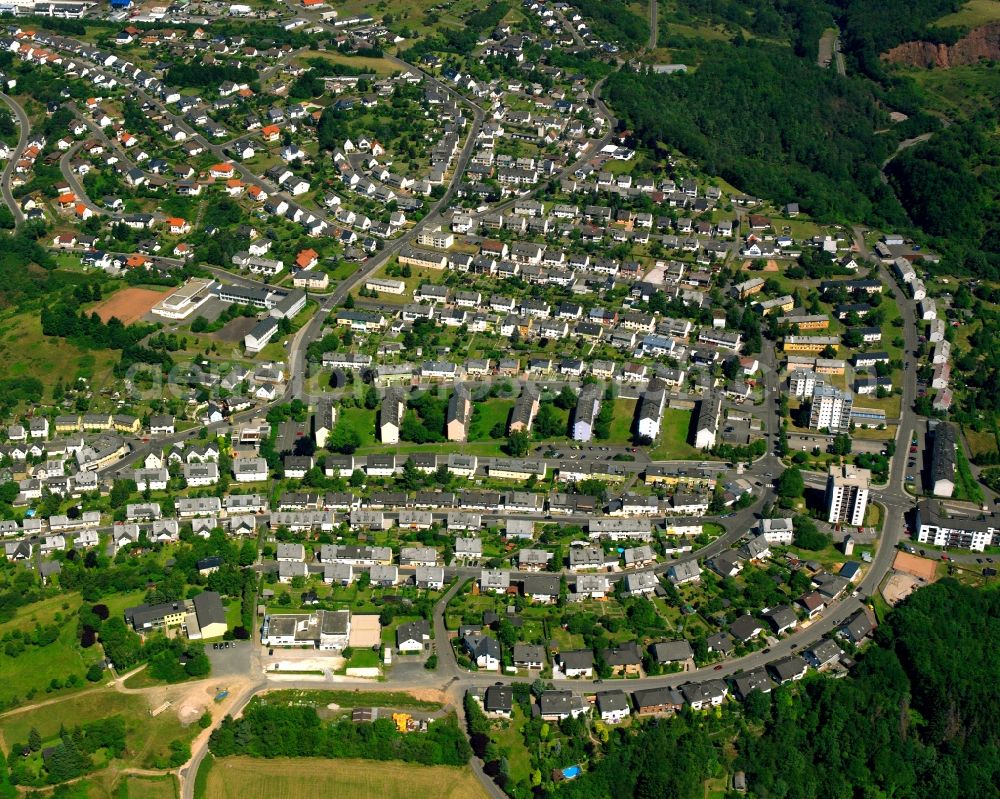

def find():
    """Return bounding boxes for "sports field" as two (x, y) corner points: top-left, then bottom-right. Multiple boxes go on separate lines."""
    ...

(202, 757), (491, 799)
(93, 287), (168, 324)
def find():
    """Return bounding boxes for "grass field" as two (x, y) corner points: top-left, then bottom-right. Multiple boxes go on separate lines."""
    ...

(964, 426), (999, 459)
(338, 406), (377, 448)
(0, 593), (106, 706)
(904, 64), (1000, 120)
(0, 310), (118, 401)
(297, 49), (401, 77)
(120, 774), (178, 799)
(649, 408), (702, 460)
(607, 397), (637, 443)
(932, 0), (1000, 26)
(2, 691), (199, 771)
(202, 757), (491, 799)
(469, 398), (514, 441)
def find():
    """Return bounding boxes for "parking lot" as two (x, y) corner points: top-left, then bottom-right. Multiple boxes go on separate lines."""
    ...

(276, 418), (309, 454)
(207, 640), (252, 677)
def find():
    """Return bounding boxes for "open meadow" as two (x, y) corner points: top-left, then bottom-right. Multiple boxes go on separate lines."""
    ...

(199, 756), (491, 799)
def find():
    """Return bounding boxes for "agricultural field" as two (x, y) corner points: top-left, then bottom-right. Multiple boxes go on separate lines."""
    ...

(199, 757), (491, 799)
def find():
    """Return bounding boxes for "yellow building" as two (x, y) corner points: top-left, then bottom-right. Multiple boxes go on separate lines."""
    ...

(778, 314), (830, 330)
(113, 415), (141, 434)
(644, 465), (716, 489)
(783, 336), (840, 354)
(54, 415), (81, 433)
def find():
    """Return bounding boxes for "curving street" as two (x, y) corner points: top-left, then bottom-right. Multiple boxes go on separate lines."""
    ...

(0, 91), (29, 228)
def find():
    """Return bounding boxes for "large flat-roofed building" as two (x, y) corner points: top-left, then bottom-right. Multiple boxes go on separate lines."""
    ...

(826, 464), (871, 527)
(261, 609), (351, 650)
(152, 278), (217, 320)
(783, 335), (839, 353)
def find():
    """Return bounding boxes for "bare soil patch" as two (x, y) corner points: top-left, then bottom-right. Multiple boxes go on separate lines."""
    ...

(93, 287), (168, 324)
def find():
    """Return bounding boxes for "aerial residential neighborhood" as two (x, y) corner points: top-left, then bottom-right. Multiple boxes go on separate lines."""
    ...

(0, 0), (997, 797)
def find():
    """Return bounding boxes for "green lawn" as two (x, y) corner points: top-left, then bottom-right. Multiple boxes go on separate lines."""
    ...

(338, 406), (377, 448)
(345, 648), (381, 669)
(649, 408), (703, 460)
(607, 398), (637, 443)
(469, 399), (514, 441)
(328, 260), (361, 281)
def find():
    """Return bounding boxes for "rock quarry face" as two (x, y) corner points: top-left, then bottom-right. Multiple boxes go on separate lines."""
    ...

(882, 21), (1000, 68)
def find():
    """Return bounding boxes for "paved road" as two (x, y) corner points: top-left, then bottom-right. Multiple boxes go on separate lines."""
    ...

(879, 133), (933, 185)
(0, 92), (29, 228)
(59, 140), (104, 215)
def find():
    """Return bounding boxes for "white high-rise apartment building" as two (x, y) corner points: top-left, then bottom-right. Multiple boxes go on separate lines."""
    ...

(826, 464), (871, 527)
(809, 385), (853, 433)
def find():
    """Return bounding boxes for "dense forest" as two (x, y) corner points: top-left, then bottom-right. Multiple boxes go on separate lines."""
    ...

(549, 579), (1000, 799)
(605, 43), (905, 225)
(737, 580), (1000, 797)
(886, 111), (1000, 279)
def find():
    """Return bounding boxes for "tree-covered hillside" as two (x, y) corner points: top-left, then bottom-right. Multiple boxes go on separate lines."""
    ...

(605, 43), (906, 225)
(737, 579), (1000, 798)
(886, 111), (1000, 278)
(552, 579), (1000, 799)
